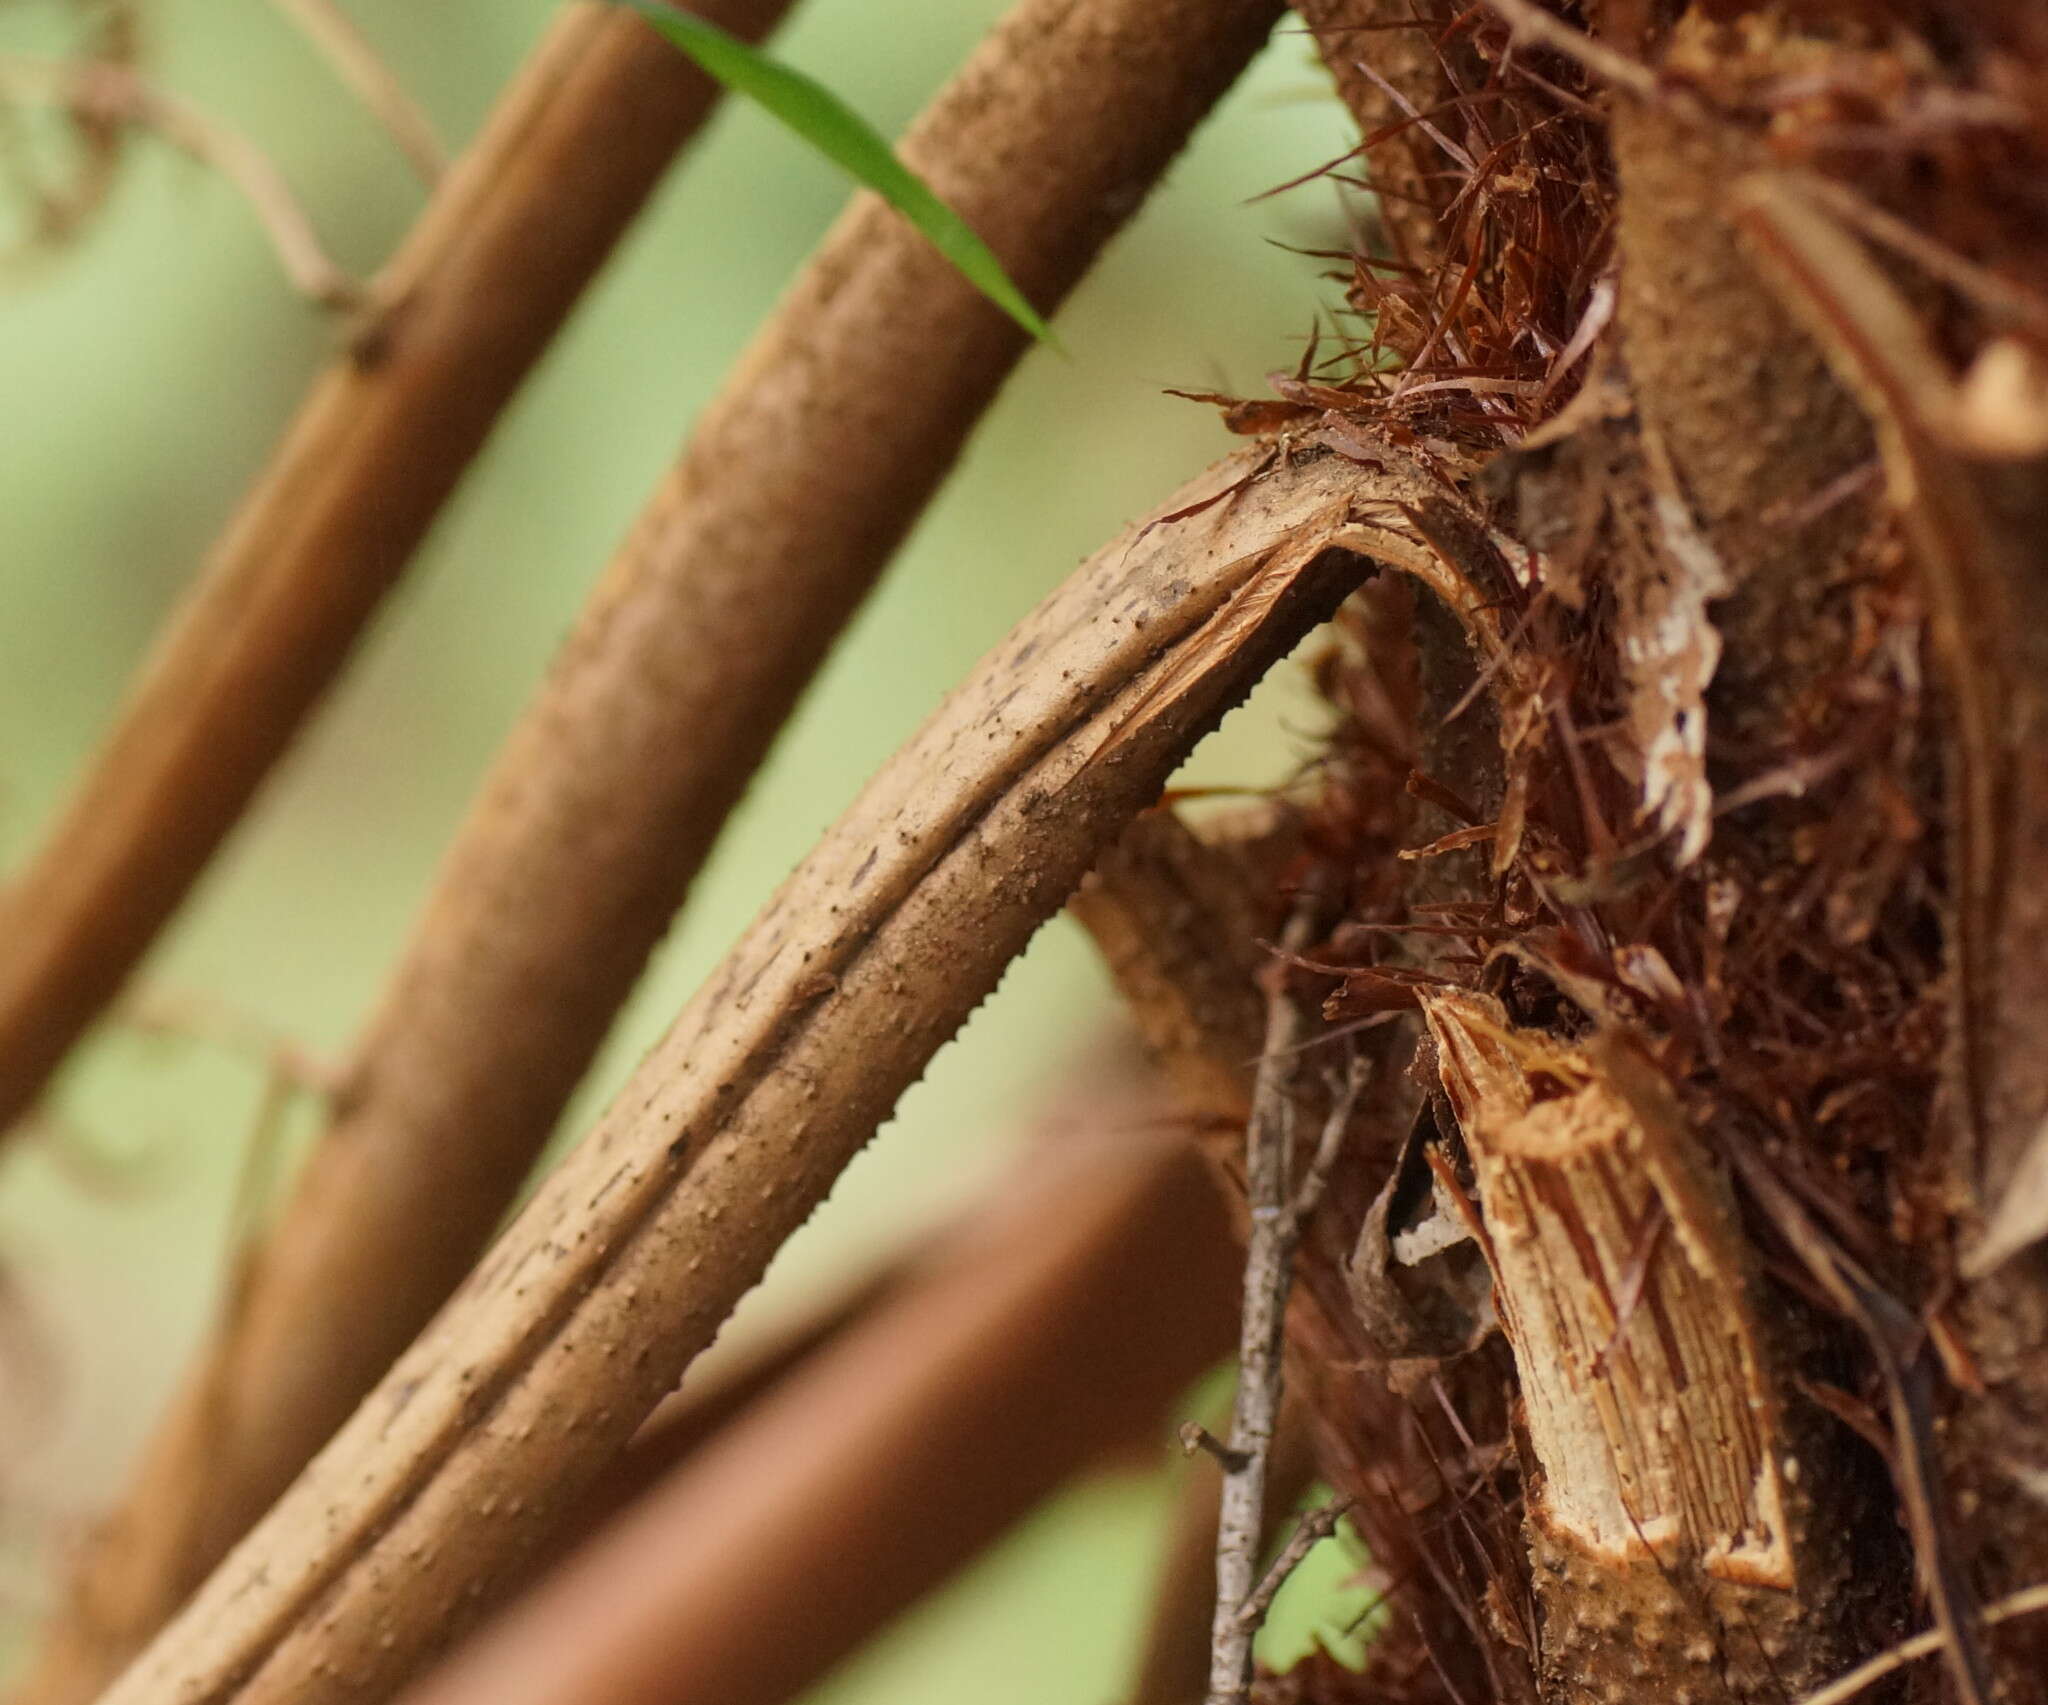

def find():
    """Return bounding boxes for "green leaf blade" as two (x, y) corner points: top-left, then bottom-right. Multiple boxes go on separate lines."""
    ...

(616, 1), (1060, 347)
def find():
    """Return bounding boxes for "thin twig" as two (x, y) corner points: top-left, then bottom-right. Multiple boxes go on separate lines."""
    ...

(0, 53), (361, 307)
(1793, 1584), (2048, 1705)
(1132, 1401), (1319, 1705)
(0, 0), (134, 259)
(269, 0), (448, 184)
(1181, 1422), (1253, 1473)
(1238, 1498), (1353, 1632)
(1206, 910), (1361, 1705)
(114, 982), (334, 1091)
(1294, 1054), (1369, 1221)
(1480, 0), (1661, 102)
(1207, 901), (1317, 1705)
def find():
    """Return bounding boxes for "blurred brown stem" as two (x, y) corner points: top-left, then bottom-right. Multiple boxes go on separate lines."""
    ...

(550, 1257), (907, 1556)
(394, 1104), (1238, 1705)
(0, 0), (795, 1146)
(96, 445), (1375, 1705)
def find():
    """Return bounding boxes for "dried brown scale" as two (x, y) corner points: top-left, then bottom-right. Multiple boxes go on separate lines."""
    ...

(1285, 1), (1616, 453)
(1083, 3), (2048, 1703)
(1293, 0), (1477, 276)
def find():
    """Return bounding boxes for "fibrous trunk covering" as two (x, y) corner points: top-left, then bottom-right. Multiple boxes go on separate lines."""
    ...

(1083, 3), (2048, 1703)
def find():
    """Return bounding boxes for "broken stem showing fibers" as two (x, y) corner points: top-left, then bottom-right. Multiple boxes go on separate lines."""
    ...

(13, 4), (1283, 1700)
(0, 0), (797, 1146)
(96, 444), (1380, 1705)
(1418, 990), (1878, 1704)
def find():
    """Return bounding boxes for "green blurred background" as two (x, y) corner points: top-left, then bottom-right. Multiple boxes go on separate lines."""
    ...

(0, 1), (1371, 1695)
